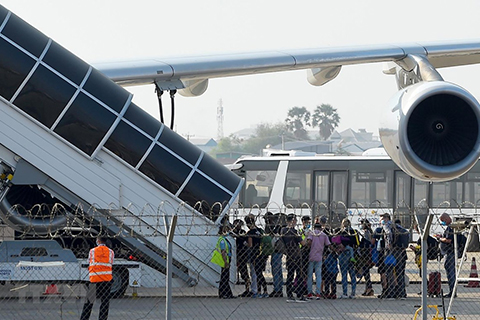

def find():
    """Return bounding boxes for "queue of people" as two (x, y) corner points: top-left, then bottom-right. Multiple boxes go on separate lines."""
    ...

(216, 211), (456, 301)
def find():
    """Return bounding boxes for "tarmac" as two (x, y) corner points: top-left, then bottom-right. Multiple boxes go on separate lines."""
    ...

(1, 250), (480, 319)
(0, 281), (480, 319)
(143, 284), (479, 320)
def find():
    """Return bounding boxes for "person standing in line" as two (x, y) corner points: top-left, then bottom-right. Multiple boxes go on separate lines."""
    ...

(264, 212), (285, 298)
(216, 225), (235, 299)
(298, 215), (312, 298)
(281, 214), (306, 302)
(392, 219), (408, 299)
(80, 237), (114, 320)
(322, 246), (339, 299)
(245, 214), (268, 298)
(373, 225), (388, 298)
(379, 213), (396, 300)
(435, 213), (457, 298)
(306, 222), (331, 299)
(358, 219), (375, 296)
(232, 219), (251, 297)
(316, 215), (331, 295)
(337, 218), (358, 299)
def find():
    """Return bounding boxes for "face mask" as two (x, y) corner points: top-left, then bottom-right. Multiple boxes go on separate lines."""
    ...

(441, 221), (447, 226)
(381, 220), (386, 225)
(306, 224), (311, 229)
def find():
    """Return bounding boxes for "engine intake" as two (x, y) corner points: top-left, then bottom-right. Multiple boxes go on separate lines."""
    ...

(380, 81), (480, 182)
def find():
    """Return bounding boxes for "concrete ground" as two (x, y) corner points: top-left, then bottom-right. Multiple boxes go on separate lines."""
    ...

(0, 281), (479, 319)
(0, 250), (479, 319)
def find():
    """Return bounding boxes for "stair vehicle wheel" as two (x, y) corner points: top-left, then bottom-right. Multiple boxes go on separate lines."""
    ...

(110, 267), (128, 298)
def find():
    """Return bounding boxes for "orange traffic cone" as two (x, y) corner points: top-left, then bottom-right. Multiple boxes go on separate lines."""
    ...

(43, 284), (60, 295)
(465, 257), (480, 288)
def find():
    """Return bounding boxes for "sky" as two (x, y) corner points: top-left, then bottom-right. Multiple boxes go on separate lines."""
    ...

(3, 0), (480, 141)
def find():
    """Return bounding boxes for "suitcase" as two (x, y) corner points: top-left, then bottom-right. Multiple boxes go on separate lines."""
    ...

(428, 271), (442, 297)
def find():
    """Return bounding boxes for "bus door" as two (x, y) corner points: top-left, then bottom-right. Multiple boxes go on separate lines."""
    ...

(314, 171), (348, 228)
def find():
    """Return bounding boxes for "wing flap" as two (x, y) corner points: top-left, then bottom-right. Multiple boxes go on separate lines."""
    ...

(424, 41), (480, 68)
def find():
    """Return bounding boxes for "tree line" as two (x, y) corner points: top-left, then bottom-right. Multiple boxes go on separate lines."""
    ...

(211, 104), (340, 156)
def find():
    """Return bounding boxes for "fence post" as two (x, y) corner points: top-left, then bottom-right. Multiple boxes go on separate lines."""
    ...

(420, 213), (434, 320)
(165, 214), (177, 320)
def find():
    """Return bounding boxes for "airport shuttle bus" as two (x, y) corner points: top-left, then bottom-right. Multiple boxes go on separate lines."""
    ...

(229, 152), (480, 232)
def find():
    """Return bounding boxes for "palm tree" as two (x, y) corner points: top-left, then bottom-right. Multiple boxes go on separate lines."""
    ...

(285, 106), (311, 140)
(311, 104), (340, 140)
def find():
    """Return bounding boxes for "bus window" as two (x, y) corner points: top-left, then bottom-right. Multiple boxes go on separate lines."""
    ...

(454, 180), (463, 205)
(314, 171), (329, 218)
(394, 171), (413, 228)
(395, 171), (411, 208)
(350, 170), (389, 207)
(314, 172), (329, 203)
(332, 171), (347, 205)
(413, 179), (428, 206)
(284, 171), (311, 207)
(465, 171), (480, 205)
(431, 180), (460, 207)
(243, 170), (276, 206)
(330, 171), (348, 227)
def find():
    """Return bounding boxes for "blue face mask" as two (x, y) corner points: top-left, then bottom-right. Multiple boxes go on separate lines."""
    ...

(381, 220), (386, 225)
(306, 224), (311, 229)
(441, 221), (447, 226)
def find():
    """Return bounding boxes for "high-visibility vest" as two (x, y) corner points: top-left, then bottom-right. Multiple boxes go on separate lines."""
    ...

(299, 227), (309, 247)
(216, 236), (230, 264)
(88, 244), (114, 282)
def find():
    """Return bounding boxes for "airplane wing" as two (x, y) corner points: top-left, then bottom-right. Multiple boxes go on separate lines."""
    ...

(95, 40), (480, 92)
(94, 39), (480, 183)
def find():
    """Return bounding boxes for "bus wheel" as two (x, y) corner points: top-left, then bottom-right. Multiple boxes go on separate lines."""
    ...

(110, 267), (128, 299)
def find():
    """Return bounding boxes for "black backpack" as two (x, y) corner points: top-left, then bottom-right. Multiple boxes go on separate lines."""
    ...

(393, 224), (410, 249)
(426, 236), (440, 260)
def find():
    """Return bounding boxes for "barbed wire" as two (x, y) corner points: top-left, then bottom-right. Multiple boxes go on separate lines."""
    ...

(4, 198), (480, 240)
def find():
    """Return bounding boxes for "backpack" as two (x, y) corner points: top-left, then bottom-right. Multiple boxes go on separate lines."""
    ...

(281, 227), (301, 258)
(341, 228), (360, 248)
(324, 252), (339, 274)
(260, 231), (275, 256)
(352, 230), (360, 248)
(427, 236), (440, 260)
(272, 235), (285, 254)
(393, 224), (410, 249)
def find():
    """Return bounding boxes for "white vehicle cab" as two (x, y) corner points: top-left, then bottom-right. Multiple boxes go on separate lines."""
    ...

(0, 240), (141, 297)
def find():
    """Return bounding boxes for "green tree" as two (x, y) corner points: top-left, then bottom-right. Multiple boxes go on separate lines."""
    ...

(311, 103), (340, 140)
(285, 106), (311, 140)
(243, 122), (290, 155)
(210, 134), (243, 156)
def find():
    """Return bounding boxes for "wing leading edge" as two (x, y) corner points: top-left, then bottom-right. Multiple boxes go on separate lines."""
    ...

(96, 40), (480, 92)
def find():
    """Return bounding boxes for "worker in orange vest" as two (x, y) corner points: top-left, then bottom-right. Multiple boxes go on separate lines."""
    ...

(80, 236), (115, 320)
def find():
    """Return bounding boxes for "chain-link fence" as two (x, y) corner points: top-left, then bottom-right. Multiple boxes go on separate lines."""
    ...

(0, 201), (479, 320)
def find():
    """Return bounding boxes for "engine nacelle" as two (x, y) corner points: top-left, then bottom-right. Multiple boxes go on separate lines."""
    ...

(379, 81), (480, 182)
(177, 79), (209, 97)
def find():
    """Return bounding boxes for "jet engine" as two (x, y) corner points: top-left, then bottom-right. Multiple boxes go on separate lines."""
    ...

(379, 81), (480, 182)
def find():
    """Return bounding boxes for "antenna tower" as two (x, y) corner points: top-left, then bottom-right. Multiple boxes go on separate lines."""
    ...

(216, 99), (224, 140)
